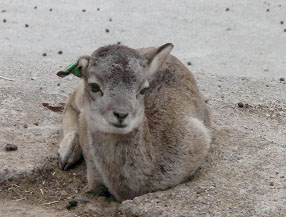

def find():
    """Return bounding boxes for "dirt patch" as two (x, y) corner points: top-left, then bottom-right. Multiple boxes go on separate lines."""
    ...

(0, 162), (120, 217)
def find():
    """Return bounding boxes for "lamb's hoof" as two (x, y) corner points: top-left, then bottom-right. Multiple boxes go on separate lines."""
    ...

(69, 190), (98, 204)
(58, 133), (82, 170)
(73, 195), (92, 203)
(73, 189), (101, 203)
(58, 147), (82, 170)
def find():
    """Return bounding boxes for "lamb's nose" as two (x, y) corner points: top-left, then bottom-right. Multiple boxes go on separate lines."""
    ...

(113, 111), (129, 121)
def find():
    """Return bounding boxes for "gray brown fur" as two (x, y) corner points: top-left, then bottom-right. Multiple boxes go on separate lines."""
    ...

(58, 43), (211, 202)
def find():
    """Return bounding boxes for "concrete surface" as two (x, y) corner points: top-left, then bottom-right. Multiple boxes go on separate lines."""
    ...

(1, 0), (286, 79)
(0, 0), (285, 216)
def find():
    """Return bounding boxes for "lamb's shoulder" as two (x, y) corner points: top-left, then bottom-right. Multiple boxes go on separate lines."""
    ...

(143, 55), (209, 127)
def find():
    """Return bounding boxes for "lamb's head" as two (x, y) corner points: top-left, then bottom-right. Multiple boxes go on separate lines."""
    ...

(58, 43), (173, 134)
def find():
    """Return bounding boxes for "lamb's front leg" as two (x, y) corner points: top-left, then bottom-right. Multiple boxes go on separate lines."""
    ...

(58, 104), (82, 170)
(85, 158), (105, 194)
(79, 116), (105, 198)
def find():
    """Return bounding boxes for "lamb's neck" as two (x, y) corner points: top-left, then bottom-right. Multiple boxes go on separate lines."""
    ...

(95, 117), (154, 158)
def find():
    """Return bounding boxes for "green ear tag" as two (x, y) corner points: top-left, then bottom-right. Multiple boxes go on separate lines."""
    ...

(73, 68), (81, 77)
(65, 62), (77, 71)
(64, 62), (81, 77)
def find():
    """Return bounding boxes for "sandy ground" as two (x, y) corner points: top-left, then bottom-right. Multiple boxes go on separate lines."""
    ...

(0, 0), (285, 216)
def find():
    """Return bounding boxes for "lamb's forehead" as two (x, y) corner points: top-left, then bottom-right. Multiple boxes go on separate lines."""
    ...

(91, 44), (143, 60)
(88, 45), (147, 86)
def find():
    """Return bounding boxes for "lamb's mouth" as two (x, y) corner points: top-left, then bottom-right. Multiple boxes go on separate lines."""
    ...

(111, 123), (127, 128)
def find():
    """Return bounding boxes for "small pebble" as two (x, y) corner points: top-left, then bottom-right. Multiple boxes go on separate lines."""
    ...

(58, 50), (63, 55)
(57, 83), (60, 86)
(69, 200), (77, 206)
(117, 41), (121, 45)
(266, 9), (270, 12)
(280, 77), (285, 81)
(281, 21), (284, 25)
(5, 144), (18, 151)
(82, 9), (86, 12)
(109, 18), (112, 22)
(187, 61), (192, 66)
(105, 29), (110, 33)
(269, 182), (274, 186)
(66, 204), (72, 209)
(23, 124), (28, 128)
(3, 19), (6, 23)
(66, 200), (78, 209)
(281, 176), (285, 178)
(42, 53), (47, 57)
(284, 29), (286, 32)
(25, 24), (29, 28)
(49, 8), (53, 12)
(34, 122), (39, 126)
(225, 8), (230, 11)
(34, 6), (37, 9)
(1, 10), (6, 13)
(238, 102), (244, 108)
(226, 27), (231, 31)
(97, 8), (100, 11)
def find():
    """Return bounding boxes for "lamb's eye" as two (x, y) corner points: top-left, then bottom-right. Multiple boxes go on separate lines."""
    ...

(139, 87), (148, 95)
(90, 83), (101, 93)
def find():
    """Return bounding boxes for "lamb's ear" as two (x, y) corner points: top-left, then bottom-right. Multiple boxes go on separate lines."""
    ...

(144, 43), (173, 78)
(57, 56), (90, 78)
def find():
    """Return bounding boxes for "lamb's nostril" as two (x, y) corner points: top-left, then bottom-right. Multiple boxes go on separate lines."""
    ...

(114, 111), (129, 120)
